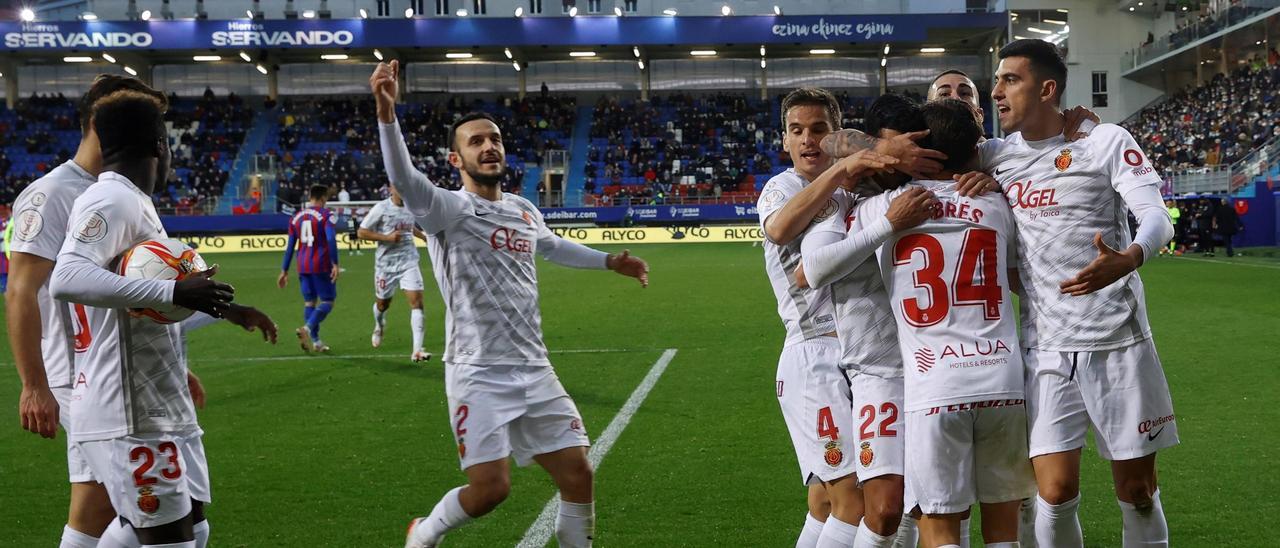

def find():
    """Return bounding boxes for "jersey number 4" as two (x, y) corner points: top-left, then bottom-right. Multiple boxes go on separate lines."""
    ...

(892, 228), (1002, 327)
(299, 221), (316, 246)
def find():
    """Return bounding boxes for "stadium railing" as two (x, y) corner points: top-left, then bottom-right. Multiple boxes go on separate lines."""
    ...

(1170, 133), (1280, 194)
(1125, 0), (1280, 70)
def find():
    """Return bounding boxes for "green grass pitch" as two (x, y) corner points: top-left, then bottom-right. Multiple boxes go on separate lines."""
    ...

(1, 243), (1278, 546)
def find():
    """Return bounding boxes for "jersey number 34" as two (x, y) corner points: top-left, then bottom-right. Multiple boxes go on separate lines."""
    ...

(892, 228), (1002, 327)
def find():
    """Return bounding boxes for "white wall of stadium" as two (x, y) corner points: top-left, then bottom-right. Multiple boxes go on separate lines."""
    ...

(183, 226), (764, 254)
(1007, 0), (1170, 121)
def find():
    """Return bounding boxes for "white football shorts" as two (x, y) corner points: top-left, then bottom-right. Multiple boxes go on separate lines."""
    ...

(1025, 337), (1179, 461)
(905, 401), (1036, 515)
(374, 266), (425, 300)
(445, 362), (590, 469)
(775, 336), (859, 486)
(53, 386), (95, 483)
(78, 431), (211, 529)
(848, 371), (905, 484)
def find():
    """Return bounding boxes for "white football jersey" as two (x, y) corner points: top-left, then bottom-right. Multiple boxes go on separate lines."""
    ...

(59, 172), (197, 442)
(855, 181), (1023, 412)
(8, 160), (96, 388)
(757, 169), (838, 347)
(980, 124), (1161, 351)
(359, 198), (421, 272)
(805, 188), (903, 377)
(401, 182), (565, 367)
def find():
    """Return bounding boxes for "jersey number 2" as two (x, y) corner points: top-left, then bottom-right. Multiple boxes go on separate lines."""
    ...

(892, 229), (1002, 327)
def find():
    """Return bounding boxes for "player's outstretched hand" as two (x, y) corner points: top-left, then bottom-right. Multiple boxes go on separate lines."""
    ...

(1062, 105), (1100, 142)
(838, 150), (900, 183)
(187, 371), (206, 410)
(1059, 233), (1141, 296)
(175, 266), (235, 318)
(608, 250), (649, 288)
(370, 60), (399, 123)
(874, 130), (948, 179)
(276, 270), (288, 289)
(953, 171), (1001, 198)
(18, 385), (59, 439)
(886, 187), (939, 231)
(224, 303), (279, 344)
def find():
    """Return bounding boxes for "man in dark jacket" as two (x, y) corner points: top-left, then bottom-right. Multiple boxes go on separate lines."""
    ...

(1214, 198), (1242, 257)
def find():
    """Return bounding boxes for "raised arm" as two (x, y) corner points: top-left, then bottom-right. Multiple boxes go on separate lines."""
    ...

(533, 208), (648, 286)
(372, 60), (468, 233)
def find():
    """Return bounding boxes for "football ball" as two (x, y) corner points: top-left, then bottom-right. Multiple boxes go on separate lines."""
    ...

(116, 238), (208, 324)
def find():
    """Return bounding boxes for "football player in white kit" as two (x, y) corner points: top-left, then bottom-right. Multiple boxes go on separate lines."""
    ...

(806, 99), (1037, 548)
(4, 75), (206, 548)
(760, 87), (947, 548)
(49, 90), (237, 548)
(981, 40), (1176, 547)
(371, 61), (648, 548)
(357, 184), (432, 361)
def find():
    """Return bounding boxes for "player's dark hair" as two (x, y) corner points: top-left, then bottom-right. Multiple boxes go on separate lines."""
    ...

(309, 184), (330, 201)
(448, 111), (501, 152)
(931, 69), (972, 86)
(865, 93), (925, 137)
(780, 87), (842, 130)
(79, 74), (168, 133)
(919, 99), (983, 173)
(91, 90), (166, 162)
(998, 39), (1068, 105)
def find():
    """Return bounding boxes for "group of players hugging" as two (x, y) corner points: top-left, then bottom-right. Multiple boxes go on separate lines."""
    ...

(761, 39), (1178, 548)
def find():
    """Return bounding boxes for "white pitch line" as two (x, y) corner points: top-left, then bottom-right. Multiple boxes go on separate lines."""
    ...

(1171, 255), (1280, 270)
(515, 348), (679, 548)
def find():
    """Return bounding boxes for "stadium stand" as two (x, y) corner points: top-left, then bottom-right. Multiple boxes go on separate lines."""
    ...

(1123, 62), (1280, 174)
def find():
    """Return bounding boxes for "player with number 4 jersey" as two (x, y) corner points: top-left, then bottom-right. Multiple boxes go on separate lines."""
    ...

(279, 185), (340, 353)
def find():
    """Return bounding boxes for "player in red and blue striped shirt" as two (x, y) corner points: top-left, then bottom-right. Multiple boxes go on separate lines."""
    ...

(278, 184), (341, 353)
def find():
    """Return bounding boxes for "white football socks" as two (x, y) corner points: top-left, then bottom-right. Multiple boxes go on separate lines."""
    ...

(1117, 489), (1169, 547)
(373, 302), (386, 329)
(959, 517), (971, 548)
(853, 518), (893, 548)
(411, 308), (425, 352)
(98, 519), (139, 548)
(58, 525), (98, 548)
(797, 513), (826, 548)
(193, 520), (210, 548)
(816, 515), (859, 548)
(890, 514), (918, 548)
(413, 486), (473, 545)
(555, 500), (595, 548)
(986, 543), (1020, 548)
(1035, 494), (1083, 547)
(1020, 498), (1038, 548)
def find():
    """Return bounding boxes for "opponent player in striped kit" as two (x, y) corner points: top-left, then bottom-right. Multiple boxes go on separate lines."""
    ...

(372, 60), (648, 548)
(357, 184), (431, 362)
(279, 184), (341, 353)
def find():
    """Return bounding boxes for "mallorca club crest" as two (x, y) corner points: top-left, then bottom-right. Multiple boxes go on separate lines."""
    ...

(1054, 149), (1073, 172)
(458, 442), (467, 459)
(137, 486), (160, 514)
(859, 442), (874, 467)
(824, 440), (844, 467)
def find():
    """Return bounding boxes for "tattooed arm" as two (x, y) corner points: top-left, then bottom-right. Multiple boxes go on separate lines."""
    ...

(821, 129), (947, 179)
